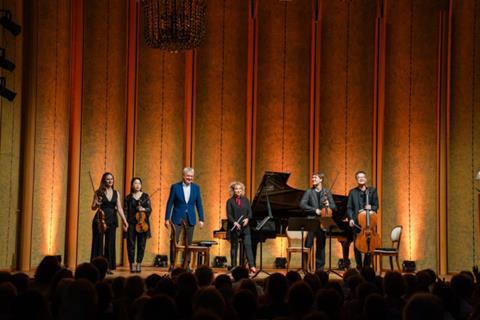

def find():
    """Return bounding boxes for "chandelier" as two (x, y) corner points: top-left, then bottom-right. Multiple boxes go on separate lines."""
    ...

(142, 0), (207, 52)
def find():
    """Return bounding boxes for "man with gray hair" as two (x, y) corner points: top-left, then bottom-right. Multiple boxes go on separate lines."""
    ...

(165, 167), (205, 269)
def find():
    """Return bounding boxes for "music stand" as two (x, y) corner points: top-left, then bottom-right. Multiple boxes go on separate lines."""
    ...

(319, 216), (343, 277)
(252, 216), (273, 278)
(287, 217), (320, 274)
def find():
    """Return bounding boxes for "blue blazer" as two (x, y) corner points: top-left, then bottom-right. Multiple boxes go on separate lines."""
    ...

(165, 182), (205, 226)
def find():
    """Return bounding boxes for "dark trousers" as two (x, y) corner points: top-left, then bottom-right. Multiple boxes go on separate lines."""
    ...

(170, 219), (195, 264)
(91, 220), (117, 270)
(230, 227), (255, 268)
(126, 226), (147, 264)
(305, 230), (326, 270)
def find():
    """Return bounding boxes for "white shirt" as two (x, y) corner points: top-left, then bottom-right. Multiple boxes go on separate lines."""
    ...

(182, 182), (191, 203)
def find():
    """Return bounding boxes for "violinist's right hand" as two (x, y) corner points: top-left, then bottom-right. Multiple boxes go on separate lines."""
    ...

(349, 219), (355, 228)
(233, 222), (241, 230)
(315, 208), (322, 215)
(164, 220), (170, 229)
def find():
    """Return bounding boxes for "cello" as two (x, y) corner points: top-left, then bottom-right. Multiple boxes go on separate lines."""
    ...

(354, 188), (381, 253)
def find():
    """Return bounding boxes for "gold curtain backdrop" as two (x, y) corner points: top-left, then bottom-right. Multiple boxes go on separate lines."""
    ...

(3, 0), (480, 274)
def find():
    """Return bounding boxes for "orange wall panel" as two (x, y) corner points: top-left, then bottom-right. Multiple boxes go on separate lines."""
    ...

(0, 0), (22, 269)
(255, 0), (311, 265)
(194, 0), (248, 258)
(448, 0), (480, 272)
(383, 0), (445, 271)
(135, 43), (185, 262)
(77, 0), (127, 265)
(30, 0), (71, 266)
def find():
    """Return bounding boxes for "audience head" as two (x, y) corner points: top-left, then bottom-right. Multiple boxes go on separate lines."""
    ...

(232, 289), (257, 320)
(12, 289), (51, 320)
(285, 270), (302, 286)
(191, 310), (222, 320)
(265, 272), (288, 303)
(154, 277), (176, 298)
(0, 271), (11, 284)
(363, 293), (387, 320)
(238, 279), (257, 298)
(403, 293), (444, 320)
(195, 265), (214, 287)
(125, 275), (145, 302)
(111, 276), (126, 299)
(74, 262), (100, 284)
(145, 273), (162, 292)
(384, 271), (405, 298)
(314, 270), (329, 288)
(315, 288), (342, 320)
(213, 274), (232, 291)
(0, 282), (16, 316)
(95, 280), (113, 314)
(288, 281), (314, 316)
(171, 267), (187, 278)
(360, 266), (377, 284)
(141, 294), (177, 320)
(193, 287), (226, 318)
(303, 273), (321, 295)
(10, 272), (30, 294)
(34, 255), (61, 285)
(451, 273), (474, 299)
(403, 273), (418, 297)
(231, 266), (249, 282)
(60, 279), (98, 320)
(91, 256), (108, 280)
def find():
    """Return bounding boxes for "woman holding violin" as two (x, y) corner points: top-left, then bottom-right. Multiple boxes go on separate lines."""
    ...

(347, 170), (379, 270)
(124, 177), (152, 273)
(91, 172), (128, 274)
(299, 172), (336, 271)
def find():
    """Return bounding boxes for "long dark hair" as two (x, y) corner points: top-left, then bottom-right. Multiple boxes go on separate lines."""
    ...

(97, 172), (114, 194)
(130, 177), (143, 194)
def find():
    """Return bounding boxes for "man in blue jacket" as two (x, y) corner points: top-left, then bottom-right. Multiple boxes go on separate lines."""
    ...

(165, 167), (205, 268)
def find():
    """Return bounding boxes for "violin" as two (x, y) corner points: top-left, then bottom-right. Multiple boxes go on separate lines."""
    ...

(317, 172), (339, 218)
(89, 171), (107, 234)
(318, 192), (333, 218)
(135, 198), (149, 234)
(354, 188), (381, 253)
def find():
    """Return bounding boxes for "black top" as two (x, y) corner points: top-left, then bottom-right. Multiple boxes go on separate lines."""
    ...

(346, 186), (379, 222)
(226, 196), (252, 224)
(124, 193), (152, 237)
(299, 188), (337, 215)
(100, 190), (118, 227)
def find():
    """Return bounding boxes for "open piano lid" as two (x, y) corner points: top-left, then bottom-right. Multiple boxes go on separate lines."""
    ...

(251, 171), (305, 218)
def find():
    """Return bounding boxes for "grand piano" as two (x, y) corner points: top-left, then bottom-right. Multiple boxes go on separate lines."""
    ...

(213, 171), (352, 261)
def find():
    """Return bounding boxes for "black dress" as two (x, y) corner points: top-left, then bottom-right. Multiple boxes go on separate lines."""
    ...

(124, 193), (151, 264)
(91, 190), (119, 270)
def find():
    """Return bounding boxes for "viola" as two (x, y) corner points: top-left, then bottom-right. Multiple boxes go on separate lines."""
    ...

(354, 188), (381, 253)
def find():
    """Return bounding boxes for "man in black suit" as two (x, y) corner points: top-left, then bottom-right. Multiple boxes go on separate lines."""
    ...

(347, 170), (379, 269)
(300, 172), (336, 271)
